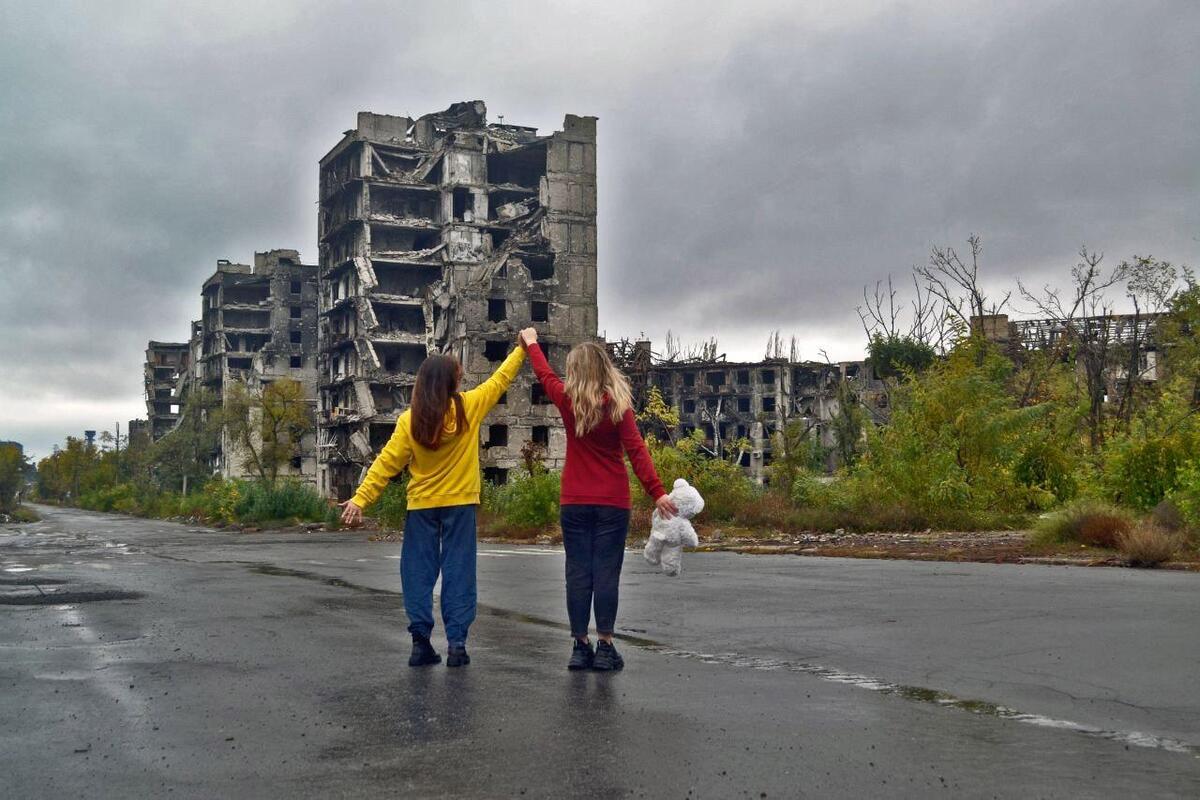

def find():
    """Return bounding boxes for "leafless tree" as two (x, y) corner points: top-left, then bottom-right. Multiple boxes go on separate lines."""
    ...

(915, 235), (1011, 335)
(1016, 247), (1130, 450)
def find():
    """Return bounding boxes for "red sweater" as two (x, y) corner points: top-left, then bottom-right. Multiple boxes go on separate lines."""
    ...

(527, 343), (666, 508)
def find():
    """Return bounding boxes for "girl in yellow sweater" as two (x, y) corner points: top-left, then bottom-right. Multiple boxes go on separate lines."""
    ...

(339, 343), (525, 667)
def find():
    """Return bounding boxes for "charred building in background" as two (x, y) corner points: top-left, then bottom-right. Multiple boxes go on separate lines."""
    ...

(614, 341), (888, 482)
(316, 103), (598, 500)
(192, 249), (320, 482)
(144, 341), (190, 440)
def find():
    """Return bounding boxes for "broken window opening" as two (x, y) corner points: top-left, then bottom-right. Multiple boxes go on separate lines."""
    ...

(488, 299), (507, 323)
(375, 304), (426, 334)
(371, 227), (439, 257)
(491, 229), (513, 250)
(484, 340), (508, 362)
(683, 399), (696, 413)
(683, 372), (695, 387)
(290, 355), (303, 369)
(737, 370), (750, 385)
(376, 343), (427, 374)
(483, 467), (509, 485)
(762, 396), (777, 413)
(737, 397), (751, 413)
(532, 383), (550, 405)
(451, 188), (475, 222)
(523, 253), (555, 281)
(497, 391), (507, 405)
(532, 425), (549, 446)
(486, 143), (548, 188)
(290, 331), (303, 344)
(485, 424), (509, 448)
(227, 357), (252, 371)
(290, 281), (302, 295)
(531, 301), (549, 323)
(290, 306), (302, 319)
(761, 369), (776, 384)
(706, 371), (726, 388)
(373, 262), (441, 297)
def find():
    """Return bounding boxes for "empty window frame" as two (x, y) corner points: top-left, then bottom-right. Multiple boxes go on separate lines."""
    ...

(290, 355), (302, 369)
(532, 425), (549, 446)
(531, 301), (549, 323)
(488, 299), (507, 323)
(484, 340), (508, 361)
(486, 424), (508, 448)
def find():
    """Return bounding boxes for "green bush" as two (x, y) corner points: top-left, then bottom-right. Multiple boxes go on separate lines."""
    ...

(366, 478), (409, 529)
(1031, 498), (1135, 549)
(234, 480), (326, 524)
(1165, 461), (1200, 529)
(486, 470), (561, 528)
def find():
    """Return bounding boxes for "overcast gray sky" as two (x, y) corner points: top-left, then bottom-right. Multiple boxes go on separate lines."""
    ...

(1, 0), (1197, 458)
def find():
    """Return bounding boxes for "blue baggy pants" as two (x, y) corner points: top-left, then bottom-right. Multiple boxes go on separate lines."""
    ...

(400, 504), (477, 647)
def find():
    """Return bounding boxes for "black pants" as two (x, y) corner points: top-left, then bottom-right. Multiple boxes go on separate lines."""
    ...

(560, 504), (631, 637)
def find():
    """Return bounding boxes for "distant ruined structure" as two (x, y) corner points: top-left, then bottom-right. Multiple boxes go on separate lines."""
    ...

(612, 340), (888, 482)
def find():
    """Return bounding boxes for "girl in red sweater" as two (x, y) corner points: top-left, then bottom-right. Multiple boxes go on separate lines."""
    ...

(519, 329), (678, 671)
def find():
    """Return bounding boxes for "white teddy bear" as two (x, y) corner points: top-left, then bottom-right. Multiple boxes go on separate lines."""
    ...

(644, 478), (705, 577)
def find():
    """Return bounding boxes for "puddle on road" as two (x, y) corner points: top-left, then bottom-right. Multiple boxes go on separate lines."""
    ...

(0, 589), (144, 606)
(0, 577), (68, 586)
(240, 558), (1200, 759)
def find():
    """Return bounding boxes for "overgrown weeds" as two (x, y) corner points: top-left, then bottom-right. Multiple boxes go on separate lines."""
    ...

(1031, 499), (1134, 549)
(1118, 523), (1180, 567)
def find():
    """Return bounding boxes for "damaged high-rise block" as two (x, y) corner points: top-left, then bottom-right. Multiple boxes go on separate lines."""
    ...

(316, 102), (599, 500)
(193, 249), (320, 482)
(144, 341), (190, 440)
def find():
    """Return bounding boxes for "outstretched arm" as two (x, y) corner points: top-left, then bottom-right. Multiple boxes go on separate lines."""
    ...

(520, 330), (567, 411)
(618, 408), (677, 517)
(344, 411), (413, 519)
(462, 345), (526, 421)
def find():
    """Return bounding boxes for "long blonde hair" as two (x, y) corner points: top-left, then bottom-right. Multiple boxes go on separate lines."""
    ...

(564, 341), (633, 436)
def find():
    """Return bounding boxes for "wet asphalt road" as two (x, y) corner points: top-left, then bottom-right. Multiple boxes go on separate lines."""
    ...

(2, 506), (1198, 799)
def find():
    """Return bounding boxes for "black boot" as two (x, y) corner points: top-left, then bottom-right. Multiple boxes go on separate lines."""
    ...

(568, 638), (595, 671)
(592, 640), (624, 672)
(408, 634), (441, 667)
(446, 644), (471, 668)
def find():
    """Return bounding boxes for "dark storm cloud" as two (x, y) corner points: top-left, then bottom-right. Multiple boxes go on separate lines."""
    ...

(1, 0), (1197, 456)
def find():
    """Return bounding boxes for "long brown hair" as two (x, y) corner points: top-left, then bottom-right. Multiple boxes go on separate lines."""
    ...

(564, 341), (633, 436)
(410, 354), (466, 449)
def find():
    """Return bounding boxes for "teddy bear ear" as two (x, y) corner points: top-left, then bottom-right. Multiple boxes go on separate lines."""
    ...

(673, 478), (688, 489)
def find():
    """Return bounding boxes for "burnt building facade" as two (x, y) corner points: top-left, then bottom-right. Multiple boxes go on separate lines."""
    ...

(617, 341), (887, 481)
(144, 341), (190, 440)
(194, 249), (320, 482)
(316, 103), (598, 500)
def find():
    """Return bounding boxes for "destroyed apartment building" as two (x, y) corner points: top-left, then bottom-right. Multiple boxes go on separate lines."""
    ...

(613, 341), (888, 481)
(973, 312), (1164, 392)
(316, 103), (598, 500)
(141, 249), (320, 482)
(144, 341), (190, 440)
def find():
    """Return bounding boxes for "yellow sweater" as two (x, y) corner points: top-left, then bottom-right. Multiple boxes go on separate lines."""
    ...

(351, 347), (526, 511)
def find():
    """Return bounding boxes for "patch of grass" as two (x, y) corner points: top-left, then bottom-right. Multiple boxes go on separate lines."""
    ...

(485, 470), (560, 529)
(1118, 523), (1180, 567)
(366, 479), (408, 530)
(3, 505), (40, 523)
(1031, 499), (1134, 549)
(234, 480), (326, 524)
